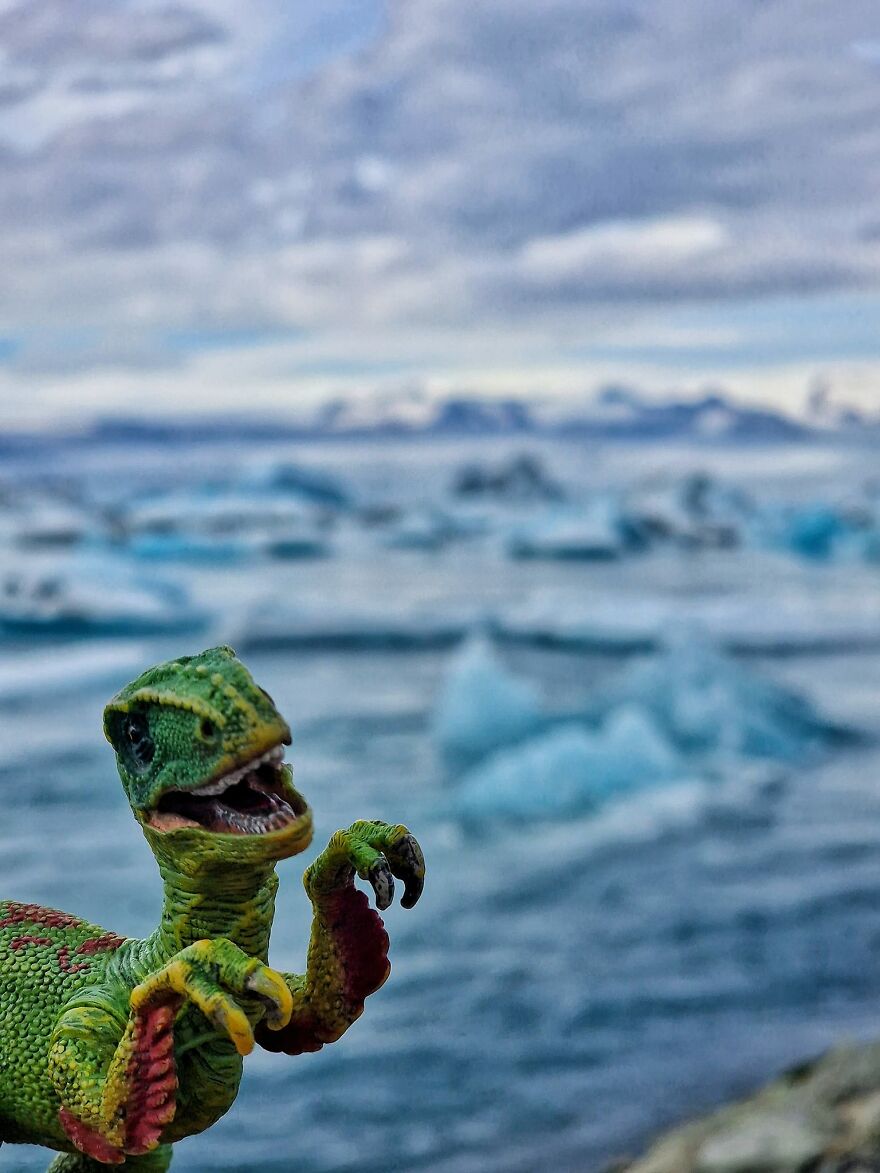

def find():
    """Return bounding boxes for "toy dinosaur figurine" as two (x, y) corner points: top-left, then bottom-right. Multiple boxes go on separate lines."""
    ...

(0, 646), (425, 1171)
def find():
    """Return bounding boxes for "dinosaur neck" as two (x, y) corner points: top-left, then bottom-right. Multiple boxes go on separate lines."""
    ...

(148, 858), (278, 964)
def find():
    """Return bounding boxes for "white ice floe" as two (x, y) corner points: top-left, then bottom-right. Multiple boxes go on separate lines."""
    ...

(120, 489), (333, 564)
(238, 601), (481, 652)
(0, 564), (205, 640)
(506, 499), (631, 560)
(497, 580), (880, 655)
(0, 642), (147, 701)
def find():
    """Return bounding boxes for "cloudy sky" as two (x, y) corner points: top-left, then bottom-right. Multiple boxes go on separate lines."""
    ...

(1, 0), (880, 423)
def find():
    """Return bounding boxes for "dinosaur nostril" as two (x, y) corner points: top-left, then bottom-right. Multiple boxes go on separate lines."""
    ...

(200, 719), (216, 740)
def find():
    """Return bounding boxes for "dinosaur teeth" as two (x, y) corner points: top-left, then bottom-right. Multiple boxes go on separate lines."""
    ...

(191, 746), (285, 796)
(150, 741), (307, 837)
(190, 776), (235, 797)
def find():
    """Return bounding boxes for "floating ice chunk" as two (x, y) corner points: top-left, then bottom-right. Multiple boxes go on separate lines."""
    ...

(453, 708), (686, 822)
(752, 503), (853, 561)
(0, 564), (205, 640)
(432, 636), (544, 770)
(120, 488), (333, 563)
(239, 461), (352, 508)
(497, 579), (880, 655)
(627, 472), (751, 549)
(239, 600), (479, 652)
(507, 498), (634, 561)
(0, 643), (147, 701)
(383, 508), (452, 551)
(126, 532), (254, 564)
(452, 453), (564, 502)
(855, 529), (880, 563)
(587, 627), (839, 761)
(377, 506), (487, 550)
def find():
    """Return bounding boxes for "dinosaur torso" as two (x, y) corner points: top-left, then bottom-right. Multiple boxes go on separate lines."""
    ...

(0, 869), (277, 1153)
(0, 903), (126, 1145)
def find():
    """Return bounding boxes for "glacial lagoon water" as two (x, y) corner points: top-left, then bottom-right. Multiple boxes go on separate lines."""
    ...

(0, 433), (879, 1171)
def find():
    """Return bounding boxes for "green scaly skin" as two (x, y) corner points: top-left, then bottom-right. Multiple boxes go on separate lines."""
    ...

(0, 646), (425, 1171)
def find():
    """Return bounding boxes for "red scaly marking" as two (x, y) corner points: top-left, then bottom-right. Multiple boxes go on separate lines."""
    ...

(331, 885), (392, 1005)
(0, 902), (82, 930)
(123, 999), (180, 1155)
(1, 906), (125, 974)
(57, 946), (90, 975)
(58, 1108), (124, 1166)
(255, 885), (390, 1056)
(58, 998), (180, 1160)
(254, 1009), (325, 1055)
(76, 932), (126, 955)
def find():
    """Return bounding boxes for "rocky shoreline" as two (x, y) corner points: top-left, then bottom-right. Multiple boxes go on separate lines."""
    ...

(612, 1041), (880, 1173)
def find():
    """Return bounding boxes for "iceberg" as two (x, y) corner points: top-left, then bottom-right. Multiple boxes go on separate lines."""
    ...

(125, 532), (255, 564)
(239, 600), (480, 652)
(452, 453), (564, 502)
(0, 643), (147, 702)
(507, 498), (636, 561)
(752, 503), (853, 561)
(238, 461), (352, 509)
(496, 580), (880, 656)
(382, 508), (452, 551)
(453, 708), (687, 822)
(585, 627), (841, 761)
(0, 563), (206, 640)
(627, 472), (752, 549)
(0, 570), (206, 642)
(431, 636), (545, 770)
(120, 488), (333, 564)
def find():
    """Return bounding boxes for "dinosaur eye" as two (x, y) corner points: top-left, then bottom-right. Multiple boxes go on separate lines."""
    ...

(199, 718), (216, 741)
(123, 713), (154, 768)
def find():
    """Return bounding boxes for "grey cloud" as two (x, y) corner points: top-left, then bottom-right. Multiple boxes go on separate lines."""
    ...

(0, 0), (226, 76)
(1, 0), (880, 367)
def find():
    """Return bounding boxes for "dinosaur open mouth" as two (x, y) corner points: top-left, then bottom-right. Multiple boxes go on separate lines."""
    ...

(147, 746), (308, 835)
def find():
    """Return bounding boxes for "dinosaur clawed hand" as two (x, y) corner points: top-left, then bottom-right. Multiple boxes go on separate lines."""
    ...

(305, 820), (426, 911)
(130, 938), (293, 1056)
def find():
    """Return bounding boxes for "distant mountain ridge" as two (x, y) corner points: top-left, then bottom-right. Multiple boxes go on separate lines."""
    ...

(303, 385), (878, 441)
(2, 386), (877, 447)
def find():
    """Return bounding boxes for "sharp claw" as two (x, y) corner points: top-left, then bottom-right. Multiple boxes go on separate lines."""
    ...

(396, 835), (425, 908)
(245, 968), (293, 1030)
(400, 874), (424, 909)
(368, 858), (394, 910)
(209, 1000), (254, 1056)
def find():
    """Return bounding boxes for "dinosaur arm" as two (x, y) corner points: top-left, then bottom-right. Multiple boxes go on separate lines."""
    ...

(48, 988), (178, 1165)
(255, 883), (391, 1054)
(49, 940), (291, 1162)
(256, 820), (424, 1055)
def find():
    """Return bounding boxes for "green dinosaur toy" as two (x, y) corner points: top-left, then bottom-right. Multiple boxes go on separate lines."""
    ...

(0, 646), (425, 1171)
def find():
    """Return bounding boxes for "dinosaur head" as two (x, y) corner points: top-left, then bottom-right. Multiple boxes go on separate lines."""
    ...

(104, 646), (313, 874)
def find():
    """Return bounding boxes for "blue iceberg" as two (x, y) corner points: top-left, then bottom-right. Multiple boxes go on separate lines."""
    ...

(119, 488), (333, 564)
(382, 508), (453, 551)
(453, 708), (687, 822)
(752, 503), (853, 561)
(507, 498), (635, 561)
(431, 636), (545, 770)
(585, 627), (842, 761)
(238, 461), (352, 509)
